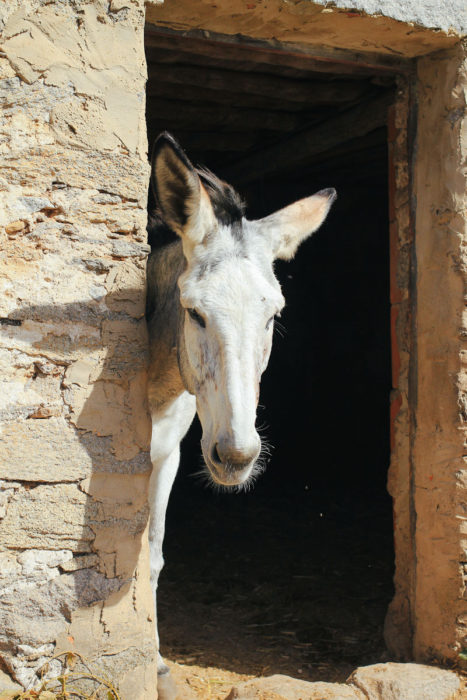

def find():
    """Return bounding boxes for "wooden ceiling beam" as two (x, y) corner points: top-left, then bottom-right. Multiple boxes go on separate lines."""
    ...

(145, 64), (372, 104)
(267, 129), (387, 180)
(146, 98), (319, 132)
(221, 93), (392, 184)
(146, 129), (261, 152)
(146, 80), (317, 113)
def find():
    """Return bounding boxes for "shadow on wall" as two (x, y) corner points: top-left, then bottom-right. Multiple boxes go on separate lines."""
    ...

(0, 289), (156, 689)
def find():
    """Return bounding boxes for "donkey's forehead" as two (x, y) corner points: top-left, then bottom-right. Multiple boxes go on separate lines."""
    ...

(200, 218), (270, 259)
(191, 222), (270, 274)
(180, 248), (283, 310)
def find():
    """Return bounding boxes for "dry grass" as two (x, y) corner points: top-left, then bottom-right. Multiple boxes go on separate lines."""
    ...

(4, 653), (120, 700)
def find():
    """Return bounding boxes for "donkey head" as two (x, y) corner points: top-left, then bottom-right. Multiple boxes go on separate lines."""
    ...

(152, 133), (336, 488)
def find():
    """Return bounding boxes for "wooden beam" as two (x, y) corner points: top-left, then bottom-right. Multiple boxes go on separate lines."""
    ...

(144, 24), (409, 76)
(146, 129), (260, 153)
(268, 129), (387, 180)
(221, 94), (392, 184)
(146, 64), (371, 104)
(146, 45), (336, 80)
(146, 98), (317, 132)
(145, 31), (337, 75)
(146, 80), (317, 113)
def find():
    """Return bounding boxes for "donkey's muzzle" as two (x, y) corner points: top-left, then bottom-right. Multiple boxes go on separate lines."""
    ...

(213, 437), (261, 472)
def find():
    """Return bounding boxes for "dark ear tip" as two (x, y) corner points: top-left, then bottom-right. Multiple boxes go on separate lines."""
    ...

(154, 131), (178, 149)
(151, 132), (194, 173)
(317, 187), (337, 202)
(152, 131), (179, 161)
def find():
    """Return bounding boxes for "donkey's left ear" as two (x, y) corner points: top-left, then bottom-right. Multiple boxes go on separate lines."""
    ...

(256, 188), (337, 260)
(151, 132), (216, 254)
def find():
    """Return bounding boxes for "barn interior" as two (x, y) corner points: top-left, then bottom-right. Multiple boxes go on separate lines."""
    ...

(145, 25), (395, 684)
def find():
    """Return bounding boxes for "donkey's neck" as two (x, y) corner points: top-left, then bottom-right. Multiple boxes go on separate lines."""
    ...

(146, 239), (187, 414)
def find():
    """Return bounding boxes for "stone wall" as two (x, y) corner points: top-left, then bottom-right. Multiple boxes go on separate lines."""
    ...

(311, 0), (467, 35)
(0, 1), (156, 696)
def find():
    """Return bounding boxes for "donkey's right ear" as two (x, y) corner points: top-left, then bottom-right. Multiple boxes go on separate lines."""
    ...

(151, 133), (215, 254)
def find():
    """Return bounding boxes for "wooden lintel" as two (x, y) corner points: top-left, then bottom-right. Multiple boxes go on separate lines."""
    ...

(144, 24), (410, 76)
(146, 45), (347, 80)
(145, 45), (323, 80)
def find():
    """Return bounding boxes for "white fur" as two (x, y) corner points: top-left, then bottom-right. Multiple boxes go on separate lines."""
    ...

(178, 226), (285, 486)
(148, 392), (195, 677)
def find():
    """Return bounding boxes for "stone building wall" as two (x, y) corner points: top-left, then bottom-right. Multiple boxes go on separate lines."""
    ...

(0, 1), (156, 696)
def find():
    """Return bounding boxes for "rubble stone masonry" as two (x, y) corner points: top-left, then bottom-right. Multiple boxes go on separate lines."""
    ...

(0, 1), (156, 696)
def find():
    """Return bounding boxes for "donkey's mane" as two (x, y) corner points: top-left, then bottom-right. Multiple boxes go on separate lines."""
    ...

(197, 166), (245, 227)
(147, 166), (245, 250)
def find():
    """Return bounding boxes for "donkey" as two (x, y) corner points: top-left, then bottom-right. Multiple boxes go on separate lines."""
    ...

(146, 132), (336, 699)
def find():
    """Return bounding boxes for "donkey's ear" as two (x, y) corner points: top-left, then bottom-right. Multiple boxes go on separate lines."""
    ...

(151, 133), (215, 251)
(256, 188), (336, 260)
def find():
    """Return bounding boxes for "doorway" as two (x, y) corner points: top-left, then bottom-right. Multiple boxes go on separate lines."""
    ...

(145, 26), (396, 692)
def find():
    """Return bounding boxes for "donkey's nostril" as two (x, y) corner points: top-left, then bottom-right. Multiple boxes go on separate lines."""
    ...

(212, 443), (221, 465)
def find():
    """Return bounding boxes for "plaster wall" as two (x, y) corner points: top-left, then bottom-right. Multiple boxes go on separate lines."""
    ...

(384, 46), (467, 663)
(411, 45), (467, 662)
(0, 1), (155, 695)
(146, 0), (464, 60)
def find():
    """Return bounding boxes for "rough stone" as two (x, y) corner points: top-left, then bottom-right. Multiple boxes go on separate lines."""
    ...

(224, 675), (363, 700)
(0, 668), (22, 695)
(0, 0), (154, 691)
(0, 568), (123, 687)
(310, 0), (467, 35)
(0, 550), (73, 597)
(348, 663), (462, 700)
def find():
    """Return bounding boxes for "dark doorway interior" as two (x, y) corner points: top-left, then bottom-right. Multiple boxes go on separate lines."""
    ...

(145, 26), (394, 685)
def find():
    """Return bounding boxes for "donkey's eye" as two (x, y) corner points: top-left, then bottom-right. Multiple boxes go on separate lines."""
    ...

(266, 316), (275, 330)
(187, 308), (206, 328)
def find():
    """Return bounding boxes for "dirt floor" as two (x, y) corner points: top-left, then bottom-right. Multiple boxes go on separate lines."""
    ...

(158, 477), (395, 700)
